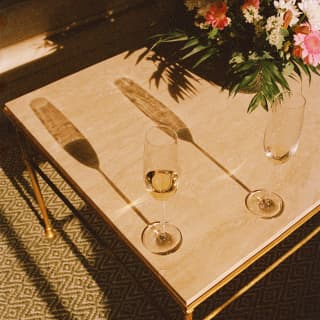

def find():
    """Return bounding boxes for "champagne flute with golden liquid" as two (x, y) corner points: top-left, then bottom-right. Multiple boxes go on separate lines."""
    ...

(141, 125), (182, 254)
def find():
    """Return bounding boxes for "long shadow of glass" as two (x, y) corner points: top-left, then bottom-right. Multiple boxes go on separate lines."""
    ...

(115, 78), (251, 193)
(30, 97), (149, 225)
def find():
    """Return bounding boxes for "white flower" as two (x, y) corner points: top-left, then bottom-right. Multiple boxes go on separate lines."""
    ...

(267, 29), (285, 49)
(265, 15), (286, 49)
(242, 6), (263, 24)
(298, 0), (320, 30)
(273, 0), (301, 26)
(265, 15), (283, 32)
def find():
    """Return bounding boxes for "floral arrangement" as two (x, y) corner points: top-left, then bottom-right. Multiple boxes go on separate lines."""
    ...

(152, 0), (320, 112)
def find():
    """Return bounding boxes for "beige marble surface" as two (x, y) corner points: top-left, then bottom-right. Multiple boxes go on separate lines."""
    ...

(5, 48), (320, 307)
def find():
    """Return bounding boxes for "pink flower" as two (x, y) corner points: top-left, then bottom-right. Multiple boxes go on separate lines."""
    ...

(241, 0), (260, 10)
(205, 1), (230, 30)
(294, 25), (320, 67)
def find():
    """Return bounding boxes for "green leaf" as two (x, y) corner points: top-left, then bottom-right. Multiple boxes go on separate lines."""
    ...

(161, 35), (189, 43)
(291, 60), (302, 80)
(232, 62), (255, 75)
(229, 82), (241, 97)
(239, 71), (259, 89)
(181, 45), (208, 60)
(149, 31), (189, 50)
(181, 38), (199, 50)
(282, 61), (294, 77)
(310, 65), (320, 76)
(148, 33), (167, 40)
(260, 94), (268, 111)
(208, 28), (219, 39)
(192, 49), (216, 68)
(267, 63), (289, 90)
(262, 83), (279, 102)
(293, 58), (312, 83)
(150, 39), (163, 50)
(247, 93), (260, 113)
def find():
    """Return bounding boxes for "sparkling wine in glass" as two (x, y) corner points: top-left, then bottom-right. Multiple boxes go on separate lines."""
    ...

(245, 89), (306, 218)
(141, 125), (182, 254)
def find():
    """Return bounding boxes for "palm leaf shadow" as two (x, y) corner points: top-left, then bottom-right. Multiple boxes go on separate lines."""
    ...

(124, 48), (200, 102)
(147, 52), (199, 102)
(30, 97), (149, 224)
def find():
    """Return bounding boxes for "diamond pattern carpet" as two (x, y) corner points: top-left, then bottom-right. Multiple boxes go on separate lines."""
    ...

(0, 117), (319, 320)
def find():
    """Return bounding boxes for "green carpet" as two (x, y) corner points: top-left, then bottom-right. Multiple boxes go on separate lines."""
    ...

(0, 118), (319, 320)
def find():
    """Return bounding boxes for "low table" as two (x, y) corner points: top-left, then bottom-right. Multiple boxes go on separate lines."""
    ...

(3, 48), (320, 319)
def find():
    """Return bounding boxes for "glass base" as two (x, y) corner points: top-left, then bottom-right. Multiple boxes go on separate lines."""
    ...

(141, 222), (182, 255)
(245, 190), (284, 218)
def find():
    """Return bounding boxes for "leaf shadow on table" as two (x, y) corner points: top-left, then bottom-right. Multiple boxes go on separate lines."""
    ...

(29, 97), (150, 225)
(124, 46), (228, 103)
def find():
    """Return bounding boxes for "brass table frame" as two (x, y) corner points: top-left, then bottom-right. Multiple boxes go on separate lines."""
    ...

(3, 106), (319, 320)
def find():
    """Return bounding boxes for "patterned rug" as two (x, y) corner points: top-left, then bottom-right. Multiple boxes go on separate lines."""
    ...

(0, 117), (319, 320)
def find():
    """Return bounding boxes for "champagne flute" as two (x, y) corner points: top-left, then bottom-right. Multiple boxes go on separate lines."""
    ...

(245, 89), (306, 218)
(141, 125), (182, 254)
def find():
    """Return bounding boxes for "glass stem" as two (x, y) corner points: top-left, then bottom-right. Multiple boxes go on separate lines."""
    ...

(160, 200), (167, 235)
(272, 162), (282, 191)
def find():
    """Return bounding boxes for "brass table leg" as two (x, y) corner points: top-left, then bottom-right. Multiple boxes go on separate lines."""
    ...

(184, 308), (194, 320)
(18, 134), (55, 239)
